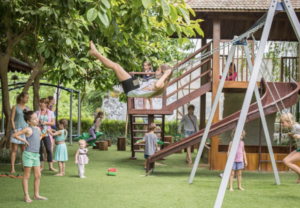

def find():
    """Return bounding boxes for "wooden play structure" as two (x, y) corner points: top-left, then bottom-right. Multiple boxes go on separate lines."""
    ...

(127, 0), (300, 179)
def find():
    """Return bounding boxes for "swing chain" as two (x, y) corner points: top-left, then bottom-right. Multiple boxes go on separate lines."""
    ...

(251, 33), (297, 133)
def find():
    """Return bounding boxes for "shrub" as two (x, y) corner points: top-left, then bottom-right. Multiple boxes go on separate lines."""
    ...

(58, 117), (188, 145)
(0, 148), (21, 164)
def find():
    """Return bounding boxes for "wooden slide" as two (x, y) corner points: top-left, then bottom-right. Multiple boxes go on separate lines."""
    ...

(146, 79), (300, 173)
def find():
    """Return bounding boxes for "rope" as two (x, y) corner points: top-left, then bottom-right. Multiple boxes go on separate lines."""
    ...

(251, 34), (297, 133)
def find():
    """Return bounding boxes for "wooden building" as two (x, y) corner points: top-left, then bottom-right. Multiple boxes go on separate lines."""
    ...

(188, 0), (300, 170)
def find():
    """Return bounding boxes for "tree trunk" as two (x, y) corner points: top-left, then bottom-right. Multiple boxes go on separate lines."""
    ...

(33, 74), (41, 111)
(0, 55), (12, 148)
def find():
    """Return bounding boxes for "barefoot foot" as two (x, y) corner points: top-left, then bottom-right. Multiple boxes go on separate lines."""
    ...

(11, 170), (16, 173)
(238, 187), (245, 191)
(24, 198), (33, 203)
(295, 177), (300, 184)
(49, 168), (58, 172)
(89, 41), (98, 57)
(34, 195), (48, 200)
(229, 188), (234, 191)
(54, 173), (63, 176)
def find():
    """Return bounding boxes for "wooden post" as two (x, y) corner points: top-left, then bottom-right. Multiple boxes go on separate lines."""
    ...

(99, 141), (108, 151)
(211, 14), (221, 170)
(118, 137), (126, 151)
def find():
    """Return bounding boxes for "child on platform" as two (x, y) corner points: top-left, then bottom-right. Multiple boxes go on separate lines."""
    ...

(178, 104), (199, 164)
(143, 61), (153, 109)
(75, 139), (89, 178)
(281, 113), (300, 184)
(47, 119), (68, 176)
(136, 123), (159, 170)
(86, 111), (104, 143)
(13, 110), (47, 203)
(228, 128), (248, 191)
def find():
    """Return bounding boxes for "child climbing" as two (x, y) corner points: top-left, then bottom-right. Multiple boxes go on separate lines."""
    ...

(281, 113), (300, 184)
(136, 123), (159, 170)
(89, 41), (173, 98)
(178, 104), (199, 164)
(86, 111), (104, 143)
(47, 119), (68, 176)
(228, 128), (247, 191)
(75, 139), (89, 178)
(13, 110), (48, 203)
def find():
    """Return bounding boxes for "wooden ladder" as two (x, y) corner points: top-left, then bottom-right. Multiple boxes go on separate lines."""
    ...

(129, 114), (165, 159)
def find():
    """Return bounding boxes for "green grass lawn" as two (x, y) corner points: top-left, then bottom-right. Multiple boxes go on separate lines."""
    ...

(0, 143), (299, 208)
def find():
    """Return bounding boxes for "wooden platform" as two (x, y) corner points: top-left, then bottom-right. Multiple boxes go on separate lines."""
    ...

(223, 81), (261, 89)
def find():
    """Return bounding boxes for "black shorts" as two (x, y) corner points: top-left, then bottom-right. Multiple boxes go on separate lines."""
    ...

(121, 77), (140, 94)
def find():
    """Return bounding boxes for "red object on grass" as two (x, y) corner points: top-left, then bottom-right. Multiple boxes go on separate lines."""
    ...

(108, 168), (117, 172)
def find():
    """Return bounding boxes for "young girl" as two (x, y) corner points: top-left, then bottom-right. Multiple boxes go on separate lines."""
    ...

(228, 128), (248, 191)
(143, 61), (153, 109)
(47, 96), (56, 129)
(75, 139), (89, 178)
(10, 92), (30, 173)
(281, 113), (300, 184)
(219, 62), (237, 81)
(86, 111), (104, 142)
(178, 105), (199, 164)
(89, 41), (173, 98)
(13, 110), (47, 203)
(47, 119), (68, 176)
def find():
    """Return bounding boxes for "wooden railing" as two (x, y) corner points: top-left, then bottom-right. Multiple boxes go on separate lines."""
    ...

(280, 57), (299, 82)
(220, 40), (255, 82)
(127, 41), (213, 113)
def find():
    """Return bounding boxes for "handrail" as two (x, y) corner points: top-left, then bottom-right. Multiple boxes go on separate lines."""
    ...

(168, 57), (211, 86)
(167, 69), (212, 98)
(172, 41), (213, 69)
(129, 72), (157, 76)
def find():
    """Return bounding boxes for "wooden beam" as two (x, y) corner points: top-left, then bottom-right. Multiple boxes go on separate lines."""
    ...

(223, 81), (261, 89)
(211, 14), (220, 170)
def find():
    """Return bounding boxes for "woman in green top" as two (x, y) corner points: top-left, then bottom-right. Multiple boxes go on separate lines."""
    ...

(10, 92), (30, 173)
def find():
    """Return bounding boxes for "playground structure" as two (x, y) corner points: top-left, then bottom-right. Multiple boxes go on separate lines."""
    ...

(127, 1), (300, 207)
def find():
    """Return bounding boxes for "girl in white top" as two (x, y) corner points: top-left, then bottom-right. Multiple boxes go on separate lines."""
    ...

(89, 41), (173, 98)
(281, 113), (300, 184)
(178, 105), (199, 164)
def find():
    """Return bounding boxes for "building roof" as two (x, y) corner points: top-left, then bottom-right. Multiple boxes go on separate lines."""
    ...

(188, 0), (300, 12)
(2, 53), (32, 73)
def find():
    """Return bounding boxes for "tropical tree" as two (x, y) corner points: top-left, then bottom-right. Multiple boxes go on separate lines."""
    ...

(0, 0), (203, 148)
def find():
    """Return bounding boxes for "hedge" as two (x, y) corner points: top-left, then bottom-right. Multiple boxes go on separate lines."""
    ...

(58, 117), (188, 145)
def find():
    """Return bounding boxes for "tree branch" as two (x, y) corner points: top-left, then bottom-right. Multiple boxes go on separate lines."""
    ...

(13, 21), (35, 45)
(21, 51), (35, 69)
(40, 66), (54, 75)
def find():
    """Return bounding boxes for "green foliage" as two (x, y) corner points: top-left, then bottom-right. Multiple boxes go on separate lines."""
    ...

(0, 148), (21, 163)
(59, 116), (183, 145)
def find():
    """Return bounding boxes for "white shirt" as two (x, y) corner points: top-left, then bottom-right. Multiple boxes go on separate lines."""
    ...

(178, 114), (199, 132)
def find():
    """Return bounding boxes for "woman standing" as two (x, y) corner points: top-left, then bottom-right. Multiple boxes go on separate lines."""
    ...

(10, 92), (30, 173)
(47, 96), (56, 162)
(37, 98), (57, 171)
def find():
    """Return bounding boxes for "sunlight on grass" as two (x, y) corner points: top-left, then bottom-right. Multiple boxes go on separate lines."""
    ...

(0, 143), (299, 208)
